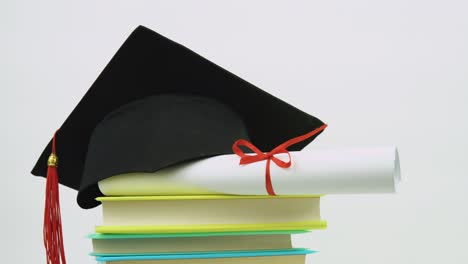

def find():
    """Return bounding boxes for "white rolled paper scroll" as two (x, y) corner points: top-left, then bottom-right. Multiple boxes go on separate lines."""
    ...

(98, 146), (401, 196)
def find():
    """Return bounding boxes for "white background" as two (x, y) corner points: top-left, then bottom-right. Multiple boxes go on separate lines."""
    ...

(2, 0), (468, 263)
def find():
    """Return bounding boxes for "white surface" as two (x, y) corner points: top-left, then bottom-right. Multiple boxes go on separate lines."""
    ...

(2, 0), (468, 263)
(99, 147), (400, 195)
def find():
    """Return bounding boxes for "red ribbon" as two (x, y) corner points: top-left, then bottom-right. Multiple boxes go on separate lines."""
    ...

(232, 124), (327, 195)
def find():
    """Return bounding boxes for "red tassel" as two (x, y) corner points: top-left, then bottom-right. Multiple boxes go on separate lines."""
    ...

(43, 131), (66, 264)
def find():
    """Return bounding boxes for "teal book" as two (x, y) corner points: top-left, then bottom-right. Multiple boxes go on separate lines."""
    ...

(96, 248), (315, 263)
(90, 231), (308, 255)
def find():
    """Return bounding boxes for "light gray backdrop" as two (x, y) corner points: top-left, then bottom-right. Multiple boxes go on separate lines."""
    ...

(2, 0), (468, 263)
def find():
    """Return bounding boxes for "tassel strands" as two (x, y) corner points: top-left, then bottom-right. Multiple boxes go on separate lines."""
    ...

(43, 131), (66, 264)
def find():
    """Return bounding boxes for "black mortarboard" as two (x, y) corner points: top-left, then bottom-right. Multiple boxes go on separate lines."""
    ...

(33, 25), (325, 209)
(32, 25), (325, 211)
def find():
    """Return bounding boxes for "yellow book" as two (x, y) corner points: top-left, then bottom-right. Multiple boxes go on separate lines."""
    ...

(95, 195), (326, 234)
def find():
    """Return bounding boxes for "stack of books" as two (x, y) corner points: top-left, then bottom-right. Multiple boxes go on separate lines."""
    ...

(90, 195), (326, 264)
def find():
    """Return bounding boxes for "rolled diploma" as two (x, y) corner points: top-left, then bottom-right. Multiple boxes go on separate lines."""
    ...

(98, 146), (401, 196)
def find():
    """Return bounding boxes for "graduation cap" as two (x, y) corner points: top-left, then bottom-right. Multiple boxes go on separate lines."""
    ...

(32, 25), (326, 264)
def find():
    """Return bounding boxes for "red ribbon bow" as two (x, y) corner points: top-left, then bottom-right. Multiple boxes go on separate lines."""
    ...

(232, 124), (327, 195)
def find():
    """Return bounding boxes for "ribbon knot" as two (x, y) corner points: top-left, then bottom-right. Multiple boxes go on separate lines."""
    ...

(232, 124), (327, 195)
